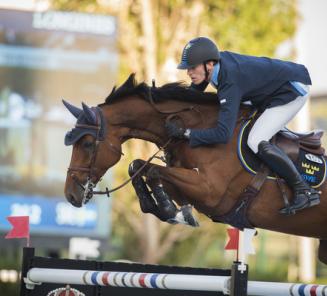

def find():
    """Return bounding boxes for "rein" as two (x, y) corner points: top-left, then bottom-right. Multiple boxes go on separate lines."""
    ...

(148, 87), (205, 124)
(102, 138), (172, 193)
(69, 85), (199, 204)
(69, 133), (172, 204)
(147, 87), (255, 124)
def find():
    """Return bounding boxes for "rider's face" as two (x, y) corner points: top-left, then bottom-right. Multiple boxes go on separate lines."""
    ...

(186, 61), (215, 85)
(187, 64), (206, 85)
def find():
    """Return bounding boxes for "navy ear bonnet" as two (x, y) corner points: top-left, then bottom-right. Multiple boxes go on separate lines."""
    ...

(63, 100), (106, 146)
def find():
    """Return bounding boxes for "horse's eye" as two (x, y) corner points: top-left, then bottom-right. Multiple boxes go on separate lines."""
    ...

(82, 141), (95, 150)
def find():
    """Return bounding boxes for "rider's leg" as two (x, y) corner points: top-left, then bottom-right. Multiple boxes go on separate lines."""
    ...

(257, 141), (320, 214)
(248, 89), (320, 214)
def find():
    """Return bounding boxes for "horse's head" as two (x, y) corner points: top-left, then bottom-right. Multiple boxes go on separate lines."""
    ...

(63, 100), (123, 207)
(62, 74), (219, 207)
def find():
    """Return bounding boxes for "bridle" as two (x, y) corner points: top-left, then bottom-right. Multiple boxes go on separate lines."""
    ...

(67, 105), (173, 205)
(67, 109), (124, 204)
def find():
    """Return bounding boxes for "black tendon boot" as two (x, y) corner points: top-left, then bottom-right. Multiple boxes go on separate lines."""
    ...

(257, 141), (320, 215)
(152, 185), (199, 227)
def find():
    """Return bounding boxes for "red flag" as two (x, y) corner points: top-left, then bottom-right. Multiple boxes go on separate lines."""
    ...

(225, 228), (240, 250)
(5, 216), (30, 240)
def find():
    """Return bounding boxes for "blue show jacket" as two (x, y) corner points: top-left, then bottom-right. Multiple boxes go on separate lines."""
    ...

(189, 51), (312, 147)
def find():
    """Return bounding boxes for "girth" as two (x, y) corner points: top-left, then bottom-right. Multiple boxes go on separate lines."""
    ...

(211, 165), (269, 230)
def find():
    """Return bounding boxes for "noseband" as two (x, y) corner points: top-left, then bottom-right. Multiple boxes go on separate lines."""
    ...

(67, 108), (124, 204)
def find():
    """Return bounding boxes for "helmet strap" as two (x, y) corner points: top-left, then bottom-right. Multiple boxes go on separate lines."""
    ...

(203, 62), (209, 81)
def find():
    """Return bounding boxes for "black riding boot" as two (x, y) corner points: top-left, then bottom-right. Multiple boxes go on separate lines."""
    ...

(257, 141), (320, 215)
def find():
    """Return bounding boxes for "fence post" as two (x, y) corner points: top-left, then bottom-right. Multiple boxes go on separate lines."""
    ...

(230, 261), (248, 296)
(20, 247), (35, 296)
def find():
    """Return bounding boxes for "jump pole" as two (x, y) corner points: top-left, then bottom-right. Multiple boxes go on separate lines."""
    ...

(20, 247), (237, 296)
(24, 265), (327, 296)
(20, 248), (327, 296)
(25, 267), (230, 292)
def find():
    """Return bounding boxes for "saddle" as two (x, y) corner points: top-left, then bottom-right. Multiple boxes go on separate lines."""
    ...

(277, 128), (325, 157)
(212, 117), (326, 230)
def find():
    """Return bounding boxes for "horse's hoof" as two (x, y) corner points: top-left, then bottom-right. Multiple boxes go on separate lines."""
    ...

(167, 205), (199, 227)
(166, 218), (179, 225)
(181, 205), (199, 227)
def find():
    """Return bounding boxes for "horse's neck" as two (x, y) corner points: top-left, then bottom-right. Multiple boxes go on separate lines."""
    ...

(104, 98), (167, 146)
(104, 96), (251, 146)
(122, 98), (212, 145)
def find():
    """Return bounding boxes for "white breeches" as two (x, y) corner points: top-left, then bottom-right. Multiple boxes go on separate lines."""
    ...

(247, 86), (309, 154)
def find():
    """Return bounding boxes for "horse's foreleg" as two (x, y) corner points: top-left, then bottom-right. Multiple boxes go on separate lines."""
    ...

(151, 166), (214, 208)
(129, 159), (200, 226)
(129, 159), (183, 223)
(145, 167), (199, 227)
(128, 159), (163, 219)
(144, 164), (219, 223)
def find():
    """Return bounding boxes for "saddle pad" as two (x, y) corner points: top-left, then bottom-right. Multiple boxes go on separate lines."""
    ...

(237, 119), (326, 188)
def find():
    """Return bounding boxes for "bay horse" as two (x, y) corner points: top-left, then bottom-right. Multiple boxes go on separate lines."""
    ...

(64, 74), (327, 264)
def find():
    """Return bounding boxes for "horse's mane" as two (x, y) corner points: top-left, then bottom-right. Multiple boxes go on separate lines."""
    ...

(99, 73), (217, 106)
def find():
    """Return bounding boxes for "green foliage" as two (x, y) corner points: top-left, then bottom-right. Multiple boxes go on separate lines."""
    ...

(0, 249), (21, 296)
(0, 283), (19, 296)
(51, 0), (105, 13)
(204, 0), (297, 56)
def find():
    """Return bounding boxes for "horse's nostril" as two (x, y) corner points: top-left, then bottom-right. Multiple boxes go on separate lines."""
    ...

(67, 193), (76, 204)
(67, 193), (82, 208)
(68, 194), (74, 203)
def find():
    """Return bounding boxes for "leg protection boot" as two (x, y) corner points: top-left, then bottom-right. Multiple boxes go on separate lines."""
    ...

(257, 141), (320, 215)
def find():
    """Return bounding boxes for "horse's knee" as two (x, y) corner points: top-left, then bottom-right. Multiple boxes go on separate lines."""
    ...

(128, 159), (145, 176)
(145, 165), (161, 181)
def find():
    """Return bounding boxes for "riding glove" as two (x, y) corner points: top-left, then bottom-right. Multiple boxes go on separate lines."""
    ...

(165, 122), (190, 139)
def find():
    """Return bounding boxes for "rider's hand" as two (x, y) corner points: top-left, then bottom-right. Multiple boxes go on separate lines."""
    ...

(165, 122), (190, 139)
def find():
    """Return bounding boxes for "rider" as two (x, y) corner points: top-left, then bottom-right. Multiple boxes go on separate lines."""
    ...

(166, 36), (320, 215)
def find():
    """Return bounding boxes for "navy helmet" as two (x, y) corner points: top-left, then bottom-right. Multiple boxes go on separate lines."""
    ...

(177, 37), (220, 70)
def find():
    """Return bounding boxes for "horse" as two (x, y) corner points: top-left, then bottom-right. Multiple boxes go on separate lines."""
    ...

(63, 73), (327, 264)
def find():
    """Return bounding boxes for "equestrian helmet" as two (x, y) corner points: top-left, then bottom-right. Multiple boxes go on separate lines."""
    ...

(177, 37), (220, 69)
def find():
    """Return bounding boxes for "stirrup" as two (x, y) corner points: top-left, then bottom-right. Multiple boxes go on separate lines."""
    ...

(279, 206), (296, 216)
(279, 190), (321, 215)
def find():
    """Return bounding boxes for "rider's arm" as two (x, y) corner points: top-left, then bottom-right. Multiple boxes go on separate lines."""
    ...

(188, 83), (241, 147)
(190, 81), (209, 92)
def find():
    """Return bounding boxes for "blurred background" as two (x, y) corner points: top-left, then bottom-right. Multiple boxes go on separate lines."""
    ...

(0, 0), (326, 295)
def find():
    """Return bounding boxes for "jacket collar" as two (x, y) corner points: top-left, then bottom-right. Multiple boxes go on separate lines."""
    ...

(210, 62), (220, 88)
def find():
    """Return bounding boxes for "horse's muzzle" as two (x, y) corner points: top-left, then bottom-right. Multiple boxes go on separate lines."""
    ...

(64, 181), (85, 208)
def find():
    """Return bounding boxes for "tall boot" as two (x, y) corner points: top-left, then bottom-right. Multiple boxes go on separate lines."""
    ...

(257, 141), (320, 215)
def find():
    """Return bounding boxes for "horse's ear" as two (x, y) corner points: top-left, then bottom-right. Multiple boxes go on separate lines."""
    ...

(82, 102), (97, 124)
(62, 99), (82, 118)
